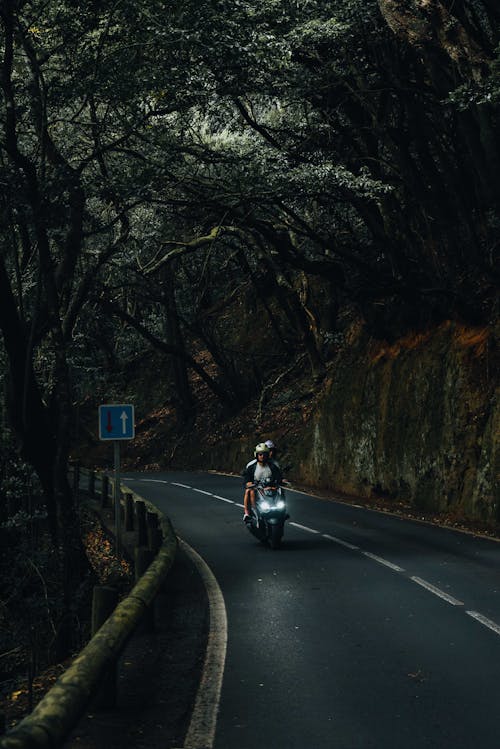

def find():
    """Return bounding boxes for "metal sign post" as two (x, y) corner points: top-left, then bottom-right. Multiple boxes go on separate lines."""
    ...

(98, 404), (135, 554)
(114, 440), (121, 555)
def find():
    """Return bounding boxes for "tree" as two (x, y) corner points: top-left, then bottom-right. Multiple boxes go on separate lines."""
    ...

(1, 2), (498, 650)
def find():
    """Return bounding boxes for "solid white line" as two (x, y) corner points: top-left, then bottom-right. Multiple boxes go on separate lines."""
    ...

(212, 495), (235, 504)
(466, 611), (500, 636)
(285, 486), (363, 506)
(411, 576), (464, 606)
(285, 487), (314, 496)
(362, 551), (405, 572)
(178, 538), (228, 749)
(289, 522), (320, 534)
(322, 534), (359, 550)
(236, 503), (245, 509)
(168, 484), (235, 504)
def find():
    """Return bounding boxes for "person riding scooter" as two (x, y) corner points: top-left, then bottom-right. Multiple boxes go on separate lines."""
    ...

(244, 439), (279, 472)
(242, 443), (283, 522)
(264, 439), (279, 466)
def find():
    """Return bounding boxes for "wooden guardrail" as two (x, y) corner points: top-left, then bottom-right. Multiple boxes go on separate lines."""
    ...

(0, 468), (177, 749)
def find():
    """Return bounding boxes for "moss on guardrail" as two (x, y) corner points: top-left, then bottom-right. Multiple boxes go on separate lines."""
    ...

(0, 484), (177, 749)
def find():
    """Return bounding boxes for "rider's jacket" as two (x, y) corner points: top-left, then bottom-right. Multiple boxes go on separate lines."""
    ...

(243, 460), (282, 486)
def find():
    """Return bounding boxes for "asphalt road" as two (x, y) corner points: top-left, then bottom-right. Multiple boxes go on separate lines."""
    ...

(122, 470), (500, 749)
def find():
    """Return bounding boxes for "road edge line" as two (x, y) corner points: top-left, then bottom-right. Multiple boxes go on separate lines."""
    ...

(178, 537), (228, 749)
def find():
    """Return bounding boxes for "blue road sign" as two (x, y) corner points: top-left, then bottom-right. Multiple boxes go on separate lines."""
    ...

(99, 404), (135, 440)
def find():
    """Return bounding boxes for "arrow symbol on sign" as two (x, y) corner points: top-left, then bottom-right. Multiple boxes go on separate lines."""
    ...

(120, 411), (128, 435)
(106, 411), (113, 432)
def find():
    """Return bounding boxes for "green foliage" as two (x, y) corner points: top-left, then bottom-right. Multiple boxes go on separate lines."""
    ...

(0, 424), (58, 685)
(1, 0), (499, 471)
(0, 427), (40, 523)
(0, 0), (497, 683)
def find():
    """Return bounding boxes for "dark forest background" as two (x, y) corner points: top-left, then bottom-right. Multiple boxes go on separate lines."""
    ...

(1, 0), (499, 673)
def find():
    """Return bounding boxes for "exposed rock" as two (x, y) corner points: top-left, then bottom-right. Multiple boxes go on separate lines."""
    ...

(302, 320), (498, 524)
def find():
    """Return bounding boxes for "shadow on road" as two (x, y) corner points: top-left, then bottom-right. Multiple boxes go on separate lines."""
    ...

(269, 538), (330, 552)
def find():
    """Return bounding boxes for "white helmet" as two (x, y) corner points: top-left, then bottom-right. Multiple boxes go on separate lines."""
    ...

(254, 442), (270, 457)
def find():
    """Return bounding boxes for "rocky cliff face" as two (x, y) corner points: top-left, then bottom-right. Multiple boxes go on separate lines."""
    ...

(301, 321), (498, 524)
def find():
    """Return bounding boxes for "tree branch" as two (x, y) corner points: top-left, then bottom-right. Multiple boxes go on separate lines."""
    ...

(101, 300), (232, 404)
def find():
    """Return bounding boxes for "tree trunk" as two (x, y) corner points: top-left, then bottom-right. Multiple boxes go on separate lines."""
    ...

(251, 238), (325, 379)
(161, 266), (195, 427)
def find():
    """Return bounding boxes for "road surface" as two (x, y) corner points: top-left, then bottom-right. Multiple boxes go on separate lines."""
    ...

(122, 470), (500, 749)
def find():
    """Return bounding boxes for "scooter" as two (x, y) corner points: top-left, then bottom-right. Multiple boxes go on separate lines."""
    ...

(246, 480), (288, 549)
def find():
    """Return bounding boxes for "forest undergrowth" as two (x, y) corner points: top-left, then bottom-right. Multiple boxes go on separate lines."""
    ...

(0, 505), (132, 732)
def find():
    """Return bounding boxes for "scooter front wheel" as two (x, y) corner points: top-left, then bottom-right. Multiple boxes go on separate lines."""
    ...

(269, 523), (283, 550)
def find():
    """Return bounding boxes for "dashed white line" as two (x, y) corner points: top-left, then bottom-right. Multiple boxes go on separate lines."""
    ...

(466, 611), (500, 637)
(165, 481), (499, 631)
(362, 551), (405, 572)
(169, 483), (235, 504)
(139, 479), (169, 484)
(289, 522), (320, 534)
(410, 576), (464, 606)
(322, 534), (359, 550)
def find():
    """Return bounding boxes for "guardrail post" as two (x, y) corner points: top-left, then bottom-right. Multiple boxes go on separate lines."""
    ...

(101, 474), (109, 508)
(149, 527), (163, 556)
(88, 470), (95, 498)
(124, 493), (134, 531)
(91, 586), (119, 709)
(146, 511), (157, 540)
(147, 512), (162, 555)
(112, 484), (122, 517)
(136, 500), (147, 546)
(134, 547), (153, 581)
(70, 460), (80, 497)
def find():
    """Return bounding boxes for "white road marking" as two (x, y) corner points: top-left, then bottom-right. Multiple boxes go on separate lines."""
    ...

(466, 611), (500, 636)
(170, 482), (236, 504)
(178, 538), (227, 749)
(285, 487), (317, 496)
(289, 522), (320, 534)
(322, 534), (359, 550)
(410, 576), (464, 606)
(362, 551), (405, 572)
(152, 478), (499, 632)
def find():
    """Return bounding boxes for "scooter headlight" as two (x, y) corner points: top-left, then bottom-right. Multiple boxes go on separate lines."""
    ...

(260, 500), (271, 511)
(276, 500), (285, 510)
